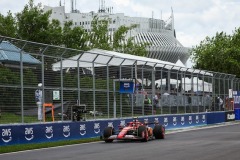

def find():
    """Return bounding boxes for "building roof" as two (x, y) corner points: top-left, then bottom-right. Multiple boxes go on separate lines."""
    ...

(52, 48), (177, 71)
(0, 41), (41, 65)
(175, 59), (186, 67)
(52, 48), (212, 76)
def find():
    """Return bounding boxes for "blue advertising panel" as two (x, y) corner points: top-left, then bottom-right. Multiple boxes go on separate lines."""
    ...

(233, 91), (240, 109)
(1, 113), (209, 146)
(225, 111), (235, 122)
(119, 81), (134, 93)
(155, 114), (207, 129)
(206, 112), (225, 124)
(234, 109), (240, 120)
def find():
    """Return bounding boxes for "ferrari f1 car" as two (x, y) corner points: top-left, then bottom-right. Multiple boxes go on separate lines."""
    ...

(100, 117), (165, 143)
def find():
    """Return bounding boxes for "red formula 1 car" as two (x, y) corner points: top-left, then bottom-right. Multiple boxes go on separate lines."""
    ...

(100, 117), (165, 143)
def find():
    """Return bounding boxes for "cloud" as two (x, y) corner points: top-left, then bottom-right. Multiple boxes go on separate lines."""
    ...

(0, 0), (240, 48)
(0, 0), (26, 15)
(173, 0), (240, 46)
(112, 0), (130, 6)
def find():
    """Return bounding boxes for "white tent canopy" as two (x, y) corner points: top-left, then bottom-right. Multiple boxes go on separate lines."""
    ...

(155, 77), (212, 92)
(52, 48), (176, 71)
(52, 48), (212, 76)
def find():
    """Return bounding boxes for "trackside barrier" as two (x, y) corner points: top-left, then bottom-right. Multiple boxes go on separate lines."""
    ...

(234, 109), (240, 120)
(225, 111), (235, 122)
(206, 112), (225, 124)
(0, 112), (229, 146)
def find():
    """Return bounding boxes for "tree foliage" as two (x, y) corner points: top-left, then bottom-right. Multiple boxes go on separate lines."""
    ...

(0, 0), (149, 57)
(0, 11), (16, 37)
(62, 21), (89, 51)
(113, 25), (129, 50)
(89, 16), (112, 50)
(112, 24), (149, 56)
(191, 29), (240, 77)
(16, 0), (52, 43)
(46, 19), (63, 45)
(89, 16), (149, 56)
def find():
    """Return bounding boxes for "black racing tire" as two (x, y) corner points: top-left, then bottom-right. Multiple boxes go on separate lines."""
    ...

(103, 127), (114, 143)
(153, 125), (165, 139)
(138, 125), (148, 142)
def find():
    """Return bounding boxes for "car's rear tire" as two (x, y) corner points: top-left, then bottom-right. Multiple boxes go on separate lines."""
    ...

(103, 127), (114, 143)
(153, 125), (165, 139)
(138, 125), (148, 142)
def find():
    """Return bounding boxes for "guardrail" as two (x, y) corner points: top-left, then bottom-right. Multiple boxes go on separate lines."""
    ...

(2, 111), (234, 146)
(1, 35), (239, 124)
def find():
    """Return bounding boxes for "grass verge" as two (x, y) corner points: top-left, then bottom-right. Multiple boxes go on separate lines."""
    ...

(0, 137), (101, 154)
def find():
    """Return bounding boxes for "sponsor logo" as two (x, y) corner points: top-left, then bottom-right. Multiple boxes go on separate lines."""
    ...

(225, 111), (235, 122)
(1, 128), (12, 143)
(173, 117), (177, 126)
(227, 113), (235, 120)
(94, 123), (100, 134)
(63, 125), (70, 138)
(45, 126), (53, 139)
(108, 122), (113, 128)
(25, 127), (34, 141)
(202, 115), (206, 123)
(181, 116), (185, 125)
(189, 116), (192, 124)
(144, 118), (148, 124)
(164, 117), (168, 126)
(124, 83), (130, 88)
(80, 124), (86, 136)
(120, 120), (125, 126)
(196, 115), (199, 124)
(154, 118), (159, 124)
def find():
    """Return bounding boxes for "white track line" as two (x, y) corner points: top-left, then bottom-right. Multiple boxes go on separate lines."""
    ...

(167, 121), (240, 134)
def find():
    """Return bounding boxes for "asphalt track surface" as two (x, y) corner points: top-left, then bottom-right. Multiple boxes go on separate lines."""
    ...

(1, 122), (240, 160)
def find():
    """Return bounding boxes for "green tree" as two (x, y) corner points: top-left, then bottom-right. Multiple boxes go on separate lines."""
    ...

(0, 0), (149, 57)
(191, 29), (240, 77)
(113, 24), (149, 56)
(62, 21), (89, 51)
(90, 16), (149, 56)
(0, 66), (20, 105)
(16, 0), (52, 43)
(23, 69), (38, 85)
(89, 16), (112, 50)
(112, 25), (129, 51)
(124, 38), (149, 57)
(47, 19), (63, 45)
(0, 11), (16, 37)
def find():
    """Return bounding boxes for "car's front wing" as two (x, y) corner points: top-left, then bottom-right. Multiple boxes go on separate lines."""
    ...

(103, 134), (144, 141)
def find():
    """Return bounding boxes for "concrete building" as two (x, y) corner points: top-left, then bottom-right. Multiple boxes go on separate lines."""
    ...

(44, 1), (190, 65)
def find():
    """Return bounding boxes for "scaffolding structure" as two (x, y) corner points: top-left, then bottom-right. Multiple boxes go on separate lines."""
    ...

(0, 36), (239, 124)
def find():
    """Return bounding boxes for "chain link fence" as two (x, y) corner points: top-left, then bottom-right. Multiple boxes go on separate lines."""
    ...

(0, 36), (239, 124)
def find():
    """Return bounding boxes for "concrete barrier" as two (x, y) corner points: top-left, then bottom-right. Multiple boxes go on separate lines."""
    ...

(1, 112), (229, 146)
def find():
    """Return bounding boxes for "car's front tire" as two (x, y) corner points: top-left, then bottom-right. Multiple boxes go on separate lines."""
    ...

(103, 127), (114, 143)
(138, 125), (148, 142)
(153, 125), (165, 139)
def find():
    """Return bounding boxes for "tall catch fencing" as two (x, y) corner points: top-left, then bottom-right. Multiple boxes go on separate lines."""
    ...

(0, 36), (239, 124)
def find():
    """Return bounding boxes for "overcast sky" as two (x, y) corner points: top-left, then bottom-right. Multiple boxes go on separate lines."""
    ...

(1, 0), (240, 48)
